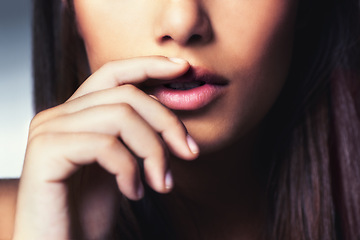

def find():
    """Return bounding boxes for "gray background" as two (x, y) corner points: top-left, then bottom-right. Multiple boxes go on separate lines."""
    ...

(0, 0), (33, 178)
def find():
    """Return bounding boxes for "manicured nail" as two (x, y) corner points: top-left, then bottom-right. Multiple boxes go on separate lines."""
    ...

(187, 135), (199, 154)
(165, 170), (174, 190)
(169, 57), (187, 64)
(137, 183), (144, 199)
(149, 94), (159, 101)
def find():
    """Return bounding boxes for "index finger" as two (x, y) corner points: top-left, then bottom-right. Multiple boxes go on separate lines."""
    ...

(68, 56), (189, 101)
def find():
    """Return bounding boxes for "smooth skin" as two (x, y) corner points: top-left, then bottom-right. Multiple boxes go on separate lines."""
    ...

(12, 57), (199, 239)
(6, 0), (299, 239)
(75, 0), (297, 153)
(0, 180), (18, 239)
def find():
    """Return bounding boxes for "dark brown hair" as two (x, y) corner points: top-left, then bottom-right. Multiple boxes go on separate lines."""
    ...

(32, 0), (88, 113)
(261, 0), (360, 238)
(32, 0), (360, 239)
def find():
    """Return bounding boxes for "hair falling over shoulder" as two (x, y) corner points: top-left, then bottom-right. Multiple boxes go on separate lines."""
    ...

(32, 0), (360, 239)
(260, 0), (360, 238)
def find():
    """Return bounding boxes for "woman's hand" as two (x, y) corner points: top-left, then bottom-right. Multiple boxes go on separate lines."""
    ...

(13, 57), (199, 239)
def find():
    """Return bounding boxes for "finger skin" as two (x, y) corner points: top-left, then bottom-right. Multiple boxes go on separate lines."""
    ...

(25, 132), (143, 198)
(31, 57), (189, 126)
(14, 57), (198, 239)
(14, 133), (143, 239)
(31, 85), (198, 160)
(29, 57), (197, 160)
(68, 56), (190, 101)
(30, 103), (180, 192)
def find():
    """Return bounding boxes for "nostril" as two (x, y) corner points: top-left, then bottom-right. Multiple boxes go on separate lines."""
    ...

(187, 34), (203, 45)
(160, 33), (208, 45)
(161, 35), (173, 42)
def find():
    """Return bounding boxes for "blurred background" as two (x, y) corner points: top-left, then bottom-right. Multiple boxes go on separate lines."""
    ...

(0, 0), (33, 178)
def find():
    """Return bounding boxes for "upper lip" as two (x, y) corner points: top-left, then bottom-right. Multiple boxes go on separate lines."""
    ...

(139, 66), (229, 89)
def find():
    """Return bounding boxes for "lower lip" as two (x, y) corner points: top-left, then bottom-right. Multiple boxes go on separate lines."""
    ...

(151, 84), (225, 110)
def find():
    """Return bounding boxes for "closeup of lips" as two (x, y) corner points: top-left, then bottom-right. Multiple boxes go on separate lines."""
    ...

(140, 67), (229, 110)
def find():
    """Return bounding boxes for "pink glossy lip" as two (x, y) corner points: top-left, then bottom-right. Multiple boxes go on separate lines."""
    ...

(142, 67), (229, 110)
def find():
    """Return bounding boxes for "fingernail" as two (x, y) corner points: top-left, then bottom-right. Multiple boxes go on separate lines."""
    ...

(165, 170), (174, 190)
(169, 57), (187, 64)
(187, 135), (199, 155)
(137, 183), (144, 199)
(149, 94), (159, 101)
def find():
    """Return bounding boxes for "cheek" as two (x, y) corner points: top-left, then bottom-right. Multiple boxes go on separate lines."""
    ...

(223, 0), (296, 110)
(213, 0), (296, 72)
(190, 0), (297, 149)
(72, 0), (297, 151)
(206, 0), (296, 123)
(73, 0), (149, 71)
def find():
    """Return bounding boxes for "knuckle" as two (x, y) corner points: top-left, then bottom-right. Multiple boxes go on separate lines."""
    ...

(164, 112), (184, 131)
(99, 61), (120, 77)
(150, 141), (167, 160)
(120, 84), (139, 94)
(101, 135), (121, 151)
(29, 109), (50, 130)
(122, 161), (137, 178)
(101, 61), (115, 71)
(117, 156), (138, 179)
(28, 132), (57, 149)
(29, 118), (38, 133)
(114, 103), (136, 118)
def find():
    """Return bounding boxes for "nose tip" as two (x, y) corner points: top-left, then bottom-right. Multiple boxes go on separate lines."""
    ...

(155, 2), (213, 46)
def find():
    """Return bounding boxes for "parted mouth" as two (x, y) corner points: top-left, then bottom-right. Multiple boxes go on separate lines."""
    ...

(139, 66), (229, 91)
(138, 66), (229, 111)
(164, 81), (206, 90)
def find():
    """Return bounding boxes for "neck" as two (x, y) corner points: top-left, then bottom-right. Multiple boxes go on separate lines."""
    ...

(161, 135), (267, 239)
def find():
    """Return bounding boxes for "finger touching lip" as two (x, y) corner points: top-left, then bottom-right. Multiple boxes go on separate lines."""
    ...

(141, 66), (229, 111)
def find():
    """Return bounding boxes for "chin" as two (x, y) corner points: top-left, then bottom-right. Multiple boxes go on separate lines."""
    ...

(184, 116), (261, 157)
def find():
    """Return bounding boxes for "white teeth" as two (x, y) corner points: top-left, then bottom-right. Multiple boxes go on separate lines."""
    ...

(166, 82), (203, 90)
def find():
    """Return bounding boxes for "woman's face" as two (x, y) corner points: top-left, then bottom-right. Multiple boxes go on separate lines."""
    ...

(73, 0), (298, 153)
